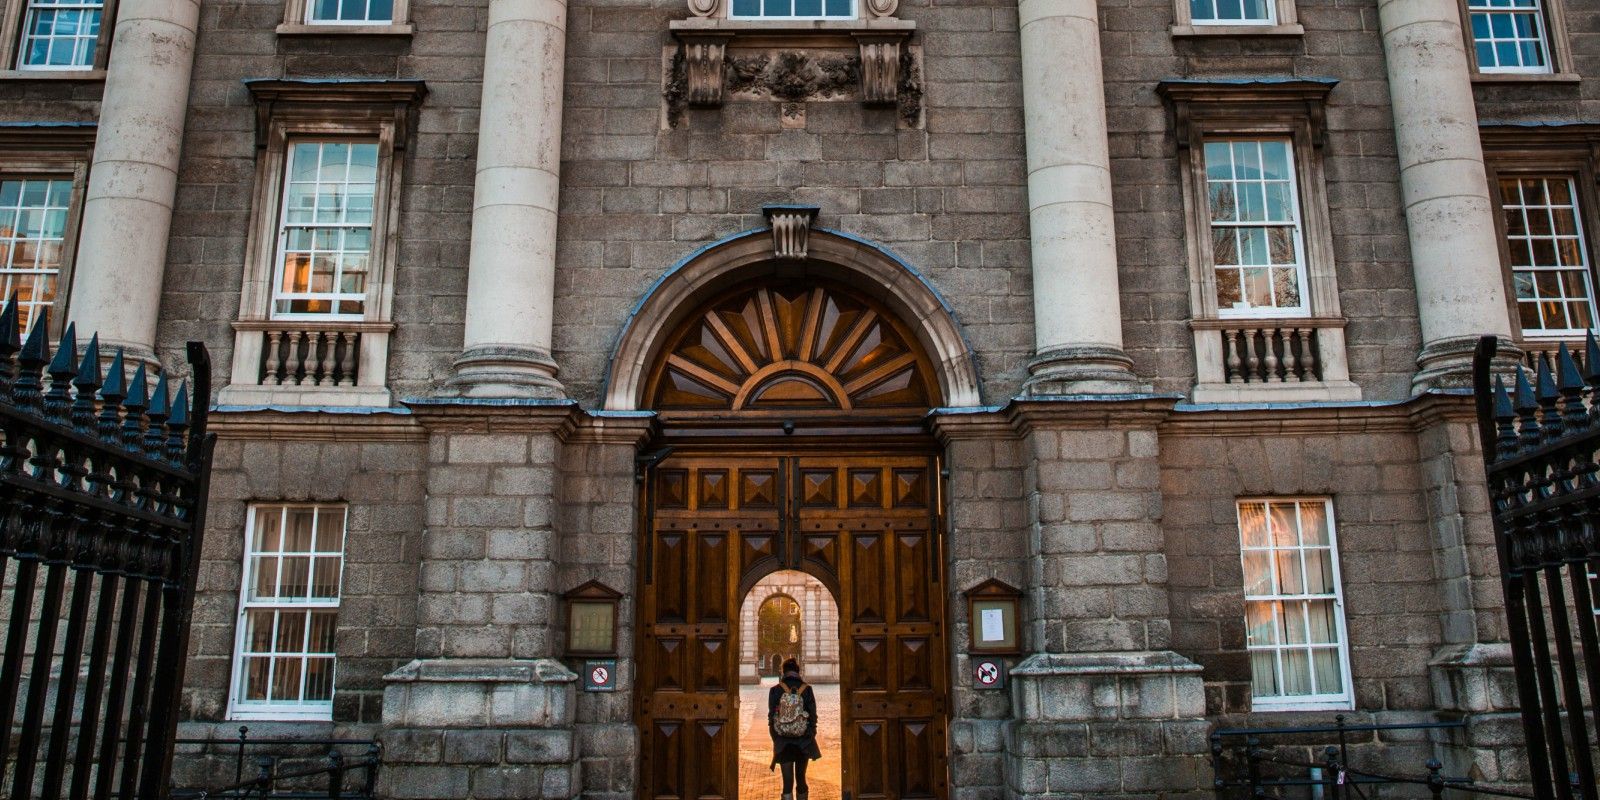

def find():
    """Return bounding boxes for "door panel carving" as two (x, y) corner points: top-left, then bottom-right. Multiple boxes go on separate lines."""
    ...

(638, 452), (947, 800)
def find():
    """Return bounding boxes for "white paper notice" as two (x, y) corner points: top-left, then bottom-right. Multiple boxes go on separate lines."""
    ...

(979, 608), (1005, 643)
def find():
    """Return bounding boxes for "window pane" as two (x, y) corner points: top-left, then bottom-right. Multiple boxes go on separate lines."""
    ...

(272, 141), (379, 320)
(0, 178), (72, 332)
(1207, 139), (1305, 315)
(18, 0), (102, 69)
(235, 503), (347, 715)
(1239, 499), (1348, 705)
(1469, 2), (1551, 73)
(1498, 177), (1597, 334)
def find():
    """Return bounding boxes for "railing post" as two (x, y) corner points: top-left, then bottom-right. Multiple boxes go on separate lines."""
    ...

(363, 743), (381, 798)
(327, 749), (346, 800)
(254, 754), (275, 800)
(1426, 758), (1445, 800)
(1323, 746), (1341, 800)
(236, 725), (249, 785)
(1211, 734), (1227, 800)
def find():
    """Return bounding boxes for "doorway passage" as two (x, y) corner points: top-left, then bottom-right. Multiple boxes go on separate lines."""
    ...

(737, 571), (843, 800)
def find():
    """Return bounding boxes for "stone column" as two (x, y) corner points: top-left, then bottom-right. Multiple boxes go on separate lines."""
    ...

(1017, 0), (1142, 395)
(449, 0), (568, 397)
(66, 0), (200, 359)
(1376, 0), (1516, 390)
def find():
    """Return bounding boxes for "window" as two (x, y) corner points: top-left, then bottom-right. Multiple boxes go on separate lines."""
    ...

(1497, 176), (1597, 336)
(1467, 0), (1552, 74)
(1237, 498), (1352, 711)
(1205, 139), (1308, 317)
(305, 0), (391, 24)
(0, 177), (70, 331)
(1190, 0), (1273, 24)
(230, 504), (346, 720)
(729, 0), (853, 19)
(16, 0), (102, 69)
(272, 141), (378, 319)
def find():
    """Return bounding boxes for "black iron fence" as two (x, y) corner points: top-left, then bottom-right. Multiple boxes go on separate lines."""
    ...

(0, 299), (214, 800)
(1211, 717), (1527, 800)
(1472, 336), (1600, 800)
(167, 727), (381, 800)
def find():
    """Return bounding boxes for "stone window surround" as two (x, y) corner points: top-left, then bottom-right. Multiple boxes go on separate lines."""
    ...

(1171, 0), (1304, 38)
(671, 0), (914, 110)
(0, 124), (93, 341)
(0, 0), (113, 80)
(276, 0), (413, 37)
(1159, 78), (1359, 404)
(1481, 125), (1600, 356)
(218, 79), (425, 409)
(1457, 0), (1577, 84)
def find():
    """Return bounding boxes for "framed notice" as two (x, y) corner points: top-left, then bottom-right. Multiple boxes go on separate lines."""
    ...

(964, 579), (1022, 655)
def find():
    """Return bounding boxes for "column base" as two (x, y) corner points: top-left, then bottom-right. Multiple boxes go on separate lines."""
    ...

(380, 658), (581, 799)
(1005, 652), (1209, 799)
(1023, 346), (1150, 396)
(1413, 335), (1522, 393)
(446, 345), (567, 399)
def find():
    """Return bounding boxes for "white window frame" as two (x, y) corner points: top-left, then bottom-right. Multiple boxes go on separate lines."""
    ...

(727, 0), (856, 20)
(0, 174), (75, 333)
(15, 0), (103, 70)
(227, 503), (347, 722)
(1204, 137), (1312, 319)
(268, 139), (379, 322)
(1497, 175), (1599, 339)
(1466, 0), (1553, 75)
(1189, 0), (1276, 26)
(303, 0), (393, 26)
(1236, 497), (1355, 712)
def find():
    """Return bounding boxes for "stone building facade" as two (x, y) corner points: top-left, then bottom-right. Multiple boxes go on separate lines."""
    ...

(2, 0), (1592, 796)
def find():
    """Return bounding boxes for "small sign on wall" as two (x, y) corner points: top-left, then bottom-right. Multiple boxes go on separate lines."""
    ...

(973, 657), (1007, 690)
(584, 659), (617, 692)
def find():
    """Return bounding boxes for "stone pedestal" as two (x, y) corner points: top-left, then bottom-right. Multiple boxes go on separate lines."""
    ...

(380, 659), (581, 800)
(1429, 643), (1531, 786)
(1005, 653), (1210, 799)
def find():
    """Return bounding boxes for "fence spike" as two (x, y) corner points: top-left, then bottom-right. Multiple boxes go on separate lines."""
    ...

(1493, 374), (1518, 454)
(1535, 355), (1563, 440)
(13, 307), (50, 408)
(42, 322), (77, 421)
(71, 333), (101, 430)
(0, 293), (18, 397)
(145, 372), (170, 456)
(1515, 366), (1542, 449)
(97, 349), (126, 441)
(1555, 343), (1588, 430)
(122, 363), (148, 451)
(166, 382), (190, 462)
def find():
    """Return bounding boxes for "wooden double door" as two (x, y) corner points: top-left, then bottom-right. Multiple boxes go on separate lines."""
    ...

(636, 450), (950, 800)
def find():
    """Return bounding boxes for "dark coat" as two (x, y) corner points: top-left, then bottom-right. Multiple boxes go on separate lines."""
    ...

(768, 675), (821, 766)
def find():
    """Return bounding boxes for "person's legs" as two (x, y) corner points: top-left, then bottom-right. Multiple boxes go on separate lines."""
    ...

(794, 758), (809, 797)
(780, 761), (796, 796)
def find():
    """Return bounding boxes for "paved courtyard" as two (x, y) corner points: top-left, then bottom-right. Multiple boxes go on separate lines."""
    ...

(737, 682), (842, 800)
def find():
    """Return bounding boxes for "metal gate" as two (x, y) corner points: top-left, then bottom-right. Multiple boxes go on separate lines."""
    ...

(0, 299), (215, 799)
(1472, 336), (1600, 800)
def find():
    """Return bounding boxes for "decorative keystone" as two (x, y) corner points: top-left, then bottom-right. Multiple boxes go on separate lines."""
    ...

(682, 34), (732, 107)
(864, 0), (898, 16)
(854, 34), (903, 106)
(687, 0), (719, 16)
(763, 205), (820, 261)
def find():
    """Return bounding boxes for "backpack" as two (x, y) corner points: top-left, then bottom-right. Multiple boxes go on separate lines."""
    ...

(772, 682), (810, 738)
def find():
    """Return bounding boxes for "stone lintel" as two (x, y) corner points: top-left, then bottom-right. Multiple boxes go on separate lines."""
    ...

(1010, 651), (1206, 724)
(382, 658), (577, 729)
(1011, 651), (1203, 677)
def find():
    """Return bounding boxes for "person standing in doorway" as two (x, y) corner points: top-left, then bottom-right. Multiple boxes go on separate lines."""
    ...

(768, 657), (820, 800)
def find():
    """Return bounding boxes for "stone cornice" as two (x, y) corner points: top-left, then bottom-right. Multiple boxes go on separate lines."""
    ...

(243, 78), (429, 150)
(209, 408), (425, 442)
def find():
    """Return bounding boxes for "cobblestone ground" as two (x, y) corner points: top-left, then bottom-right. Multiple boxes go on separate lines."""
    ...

(738, 682), (842, 800)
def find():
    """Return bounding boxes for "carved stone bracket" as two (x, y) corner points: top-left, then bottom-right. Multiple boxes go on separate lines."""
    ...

(854, 33), (903, 106)
(681, 33), (732, 107)
(763, 205), (819, 260)
(688, 0), (719, 16)
(864, 0), (898, 17)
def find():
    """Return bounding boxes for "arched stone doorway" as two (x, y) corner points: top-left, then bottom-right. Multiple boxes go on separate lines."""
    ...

(756, 593), (802, 678)
(628, 237), (960, 800)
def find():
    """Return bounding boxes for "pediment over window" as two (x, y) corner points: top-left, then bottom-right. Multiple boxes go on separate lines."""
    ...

(646, 280), (938, 416)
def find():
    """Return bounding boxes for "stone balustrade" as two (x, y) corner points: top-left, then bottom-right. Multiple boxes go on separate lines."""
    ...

(220, 320), (395, 407)
(1191, 317), (1360, 403)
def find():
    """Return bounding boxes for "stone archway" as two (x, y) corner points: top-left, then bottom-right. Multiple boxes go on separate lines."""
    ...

(602, 227), (982, 411)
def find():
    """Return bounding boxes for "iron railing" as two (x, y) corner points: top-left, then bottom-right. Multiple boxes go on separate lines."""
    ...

(168, 728), (381, 800)
(0, 298), (215, 800)
(1210, 717), (1527, 800)
(1472, 336), (1600, 800)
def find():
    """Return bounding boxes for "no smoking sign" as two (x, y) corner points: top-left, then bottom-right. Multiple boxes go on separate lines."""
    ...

(584, 659), (617, 692)
(972, 657), (1006, 690)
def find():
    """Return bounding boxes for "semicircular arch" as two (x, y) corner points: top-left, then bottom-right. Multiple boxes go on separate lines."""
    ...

(602, 229), (982, 411)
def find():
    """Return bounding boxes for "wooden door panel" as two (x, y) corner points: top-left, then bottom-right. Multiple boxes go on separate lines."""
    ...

(650, 720), (685, 800)
(853, 720), (890, 800)
(850, 533), (888, 623)
(694, 533), (730, 622)
(655, 533), (689, 622)
(893, 531), (932, 621)
(691, 721), (732, 800)
(900, 720), (942, 799)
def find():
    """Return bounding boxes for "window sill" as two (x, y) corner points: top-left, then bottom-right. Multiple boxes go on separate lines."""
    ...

(670, 17), (914, 35)
(1249, 699), (1354, 713)
(1472, 71), (1581, 85)
(0, 69), (106, 81)
(219, 383), (393, 409)
(228, 708), (335, 722)
(276, 22), (415, 36)
(1170, 23), (1304, 38)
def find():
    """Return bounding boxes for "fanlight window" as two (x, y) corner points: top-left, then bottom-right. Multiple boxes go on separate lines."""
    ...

(647, 281), (937, 414)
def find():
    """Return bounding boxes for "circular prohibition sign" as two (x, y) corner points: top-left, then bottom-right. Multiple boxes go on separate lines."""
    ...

(591, 665), (611, 685)
(975, 661), (1000, 686)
